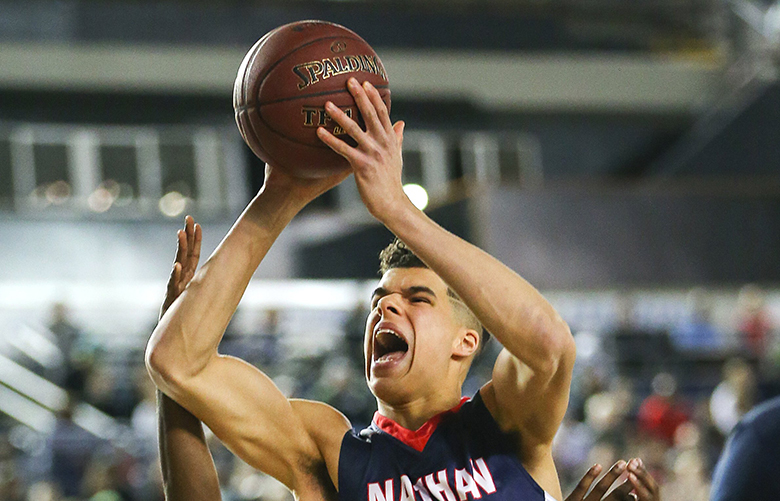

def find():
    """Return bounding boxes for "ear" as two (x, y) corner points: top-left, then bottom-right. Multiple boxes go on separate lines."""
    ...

(452, 328), (480, 358)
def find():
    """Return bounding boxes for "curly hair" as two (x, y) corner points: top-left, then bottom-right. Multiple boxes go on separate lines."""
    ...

(378, 238), (491, 353)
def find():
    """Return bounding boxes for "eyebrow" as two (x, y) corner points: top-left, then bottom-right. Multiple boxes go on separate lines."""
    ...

(371, 285), (438, 301)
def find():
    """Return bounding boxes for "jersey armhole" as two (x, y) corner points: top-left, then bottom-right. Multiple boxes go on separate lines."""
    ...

(470, 390), (559, 501)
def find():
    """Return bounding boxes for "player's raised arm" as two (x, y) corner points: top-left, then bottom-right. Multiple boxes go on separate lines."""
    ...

(318, 77), (575, 497)
(145, 166), (349, 496)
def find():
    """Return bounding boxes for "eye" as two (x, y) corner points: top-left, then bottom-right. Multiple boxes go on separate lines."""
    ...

(411, 296), (431, 304)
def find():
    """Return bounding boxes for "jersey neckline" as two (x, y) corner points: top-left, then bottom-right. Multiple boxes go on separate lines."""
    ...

(371, 396), (469, 452)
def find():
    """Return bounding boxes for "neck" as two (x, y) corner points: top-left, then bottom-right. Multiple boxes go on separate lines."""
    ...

(376, 391), (463, 431)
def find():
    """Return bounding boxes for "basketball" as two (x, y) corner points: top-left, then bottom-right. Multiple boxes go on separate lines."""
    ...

(233, 20), (391, 178)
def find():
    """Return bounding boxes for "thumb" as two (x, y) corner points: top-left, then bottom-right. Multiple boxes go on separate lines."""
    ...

(394, 121), (405, 149)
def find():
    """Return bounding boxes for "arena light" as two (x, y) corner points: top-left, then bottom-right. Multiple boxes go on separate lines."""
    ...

(44, 180), (71, 205)
(4, 324), (64, 369)
(0, 354), (68, 410)
(87, 187), (114, 212)
(0, 385), (55, 433)
(403, 183), (429, 210)
(159, 191), (188, 217)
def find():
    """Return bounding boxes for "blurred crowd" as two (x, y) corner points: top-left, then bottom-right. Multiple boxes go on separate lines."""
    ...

(0, 285), (778, 501)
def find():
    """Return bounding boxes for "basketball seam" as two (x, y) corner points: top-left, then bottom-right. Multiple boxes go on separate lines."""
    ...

(254, 87), (390, 148)
(255, 106), (351, 149)
(238, 84), (390, 110)
(239, 27), (281, 108)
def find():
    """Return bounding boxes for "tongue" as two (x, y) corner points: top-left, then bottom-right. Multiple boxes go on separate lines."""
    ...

(377, 350), (405, 362)
(375, 332), (408, 359)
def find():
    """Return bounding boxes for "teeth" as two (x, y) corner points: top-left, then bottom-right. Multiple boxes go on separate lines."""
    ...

(373, 328), (409, 362)
(375, 328), (403, 340)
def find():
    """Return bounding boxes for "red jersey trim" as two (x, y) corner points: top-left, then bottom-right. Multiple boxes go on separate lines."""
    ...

(372, 397), (469, 452)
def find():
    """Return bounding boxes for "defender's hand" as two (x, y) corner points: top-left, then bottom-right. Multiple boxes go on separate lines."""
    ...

(316, 77), (409, 221)
(160, 215), (202, 320)
(566, 459), (659, 501)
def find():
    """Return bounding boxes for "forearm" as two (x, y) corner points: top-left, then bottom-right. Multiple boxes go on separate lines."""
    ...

(158, 391), (222, 501)
(384, 203), (573, 371)
(146, 187), (305, 388)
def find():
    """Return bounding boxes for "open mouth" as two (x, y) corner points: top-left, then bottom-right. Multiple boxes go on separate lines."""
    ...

(373, 329), (409, 362)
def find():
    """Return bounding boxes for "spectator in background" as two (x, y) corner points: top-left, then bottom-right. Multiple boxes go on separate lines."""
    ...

(81, 453), (128, 501)
(709, 358), (756, 437)
(670, 289), (721, 352)
(46, 301), (90, 394)
(710, 395), (780, 500)
(342, 302), (370, 374)
(46, 394), (104, 498)
(735, 284), (774, 358)
(47, 302), (81, 367)
(660, 421), (711, 501)
(256, 309), (283, 370)
(637, 373), (690, 446)
(553, 413), (596, 493)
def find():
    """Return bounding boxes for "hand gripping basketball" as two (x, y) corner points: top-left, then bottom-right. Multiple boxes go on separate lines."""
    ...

(317, 77), (407, 222)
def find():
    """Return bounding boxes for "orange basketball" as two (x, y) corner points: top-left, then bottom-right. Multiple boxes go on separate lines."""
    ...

(233, 20), (391, 178)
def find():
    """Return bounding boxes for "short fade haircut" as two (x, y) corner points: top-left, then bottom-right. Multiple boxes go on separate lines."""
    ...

(378, 238), (491, 353)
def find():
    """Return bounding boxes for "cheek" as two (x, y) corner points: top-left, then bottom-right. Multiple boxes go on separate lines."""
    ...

(363, 314), (376, 355)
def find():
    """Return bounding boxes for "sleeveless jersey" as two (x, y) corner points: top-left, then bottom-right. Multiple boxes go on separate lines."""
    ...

(338, 392), (556, 501)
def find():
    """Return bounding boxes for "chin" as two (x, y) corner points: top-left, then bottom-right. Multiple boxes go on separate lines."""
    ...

(368, 377), (415, 406)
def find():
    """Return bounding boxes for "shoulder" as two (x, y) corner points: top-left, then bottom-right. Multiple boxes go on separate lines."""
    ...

(291, 399), (352, 451)
(290, 399), (352, 489)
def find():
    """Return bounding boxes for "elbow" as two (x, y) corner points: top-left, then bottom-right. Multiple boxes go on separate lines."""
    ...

(534, 316), (576, 378)
(145, 329), (184, 393)
(145, 337), (170, 389)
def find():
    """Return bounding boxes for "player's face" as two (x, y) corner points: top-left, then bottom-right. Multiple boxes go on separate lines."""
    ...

(364, 267), (465, 402)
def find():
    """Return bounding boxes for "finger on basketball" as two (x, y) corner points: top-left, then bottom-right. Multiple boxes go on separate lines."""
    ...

(317, 126), (361, 162)
(345, 78), (381, 135)
(566, 464), (601, 501)
(363, 80), (393, 132)
(325, 101), (367, 143)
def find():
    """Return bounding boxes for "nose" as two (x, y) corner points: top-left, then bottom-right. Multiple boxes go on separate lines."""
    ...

(376, 294), (401, 316)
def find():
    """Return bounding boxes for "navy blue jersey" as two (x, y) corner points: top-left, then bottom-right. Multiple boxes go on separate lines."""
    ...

(338, 392), (555, 501)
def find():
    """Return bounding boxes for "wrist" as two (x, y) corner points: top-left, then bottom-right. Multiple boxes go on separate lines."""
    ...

(240, 185), (305, 236)
(374, 195), (422, 232)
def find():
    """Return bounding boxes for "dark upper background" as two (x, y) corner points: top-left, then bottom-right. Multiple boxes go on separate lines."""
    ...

(0, 0), (778, 286)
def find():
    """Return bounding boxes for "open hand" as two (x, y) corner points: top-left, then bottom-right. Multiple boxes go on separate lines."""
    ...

(316, 77), (408, 221)
(566, 459), (659, 501)
(160, 215), (202, 320)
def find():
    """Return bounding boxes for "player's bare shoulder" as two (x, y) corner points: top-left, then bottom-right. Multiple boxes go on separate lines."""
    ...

(291, 399), (352, 491)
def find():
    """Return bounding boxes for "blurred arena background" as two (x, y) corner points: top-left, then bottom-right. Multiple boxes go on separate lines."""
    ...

(1, 0), (779, 499)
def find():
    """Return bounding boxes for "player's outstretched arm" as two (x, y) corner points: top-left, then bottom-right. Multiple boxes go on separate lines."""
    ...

(156, 217), (220, 501)
(145, 167), (350, 495)
(318, 79), (575, 433)
(566, 459), (659, 501)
